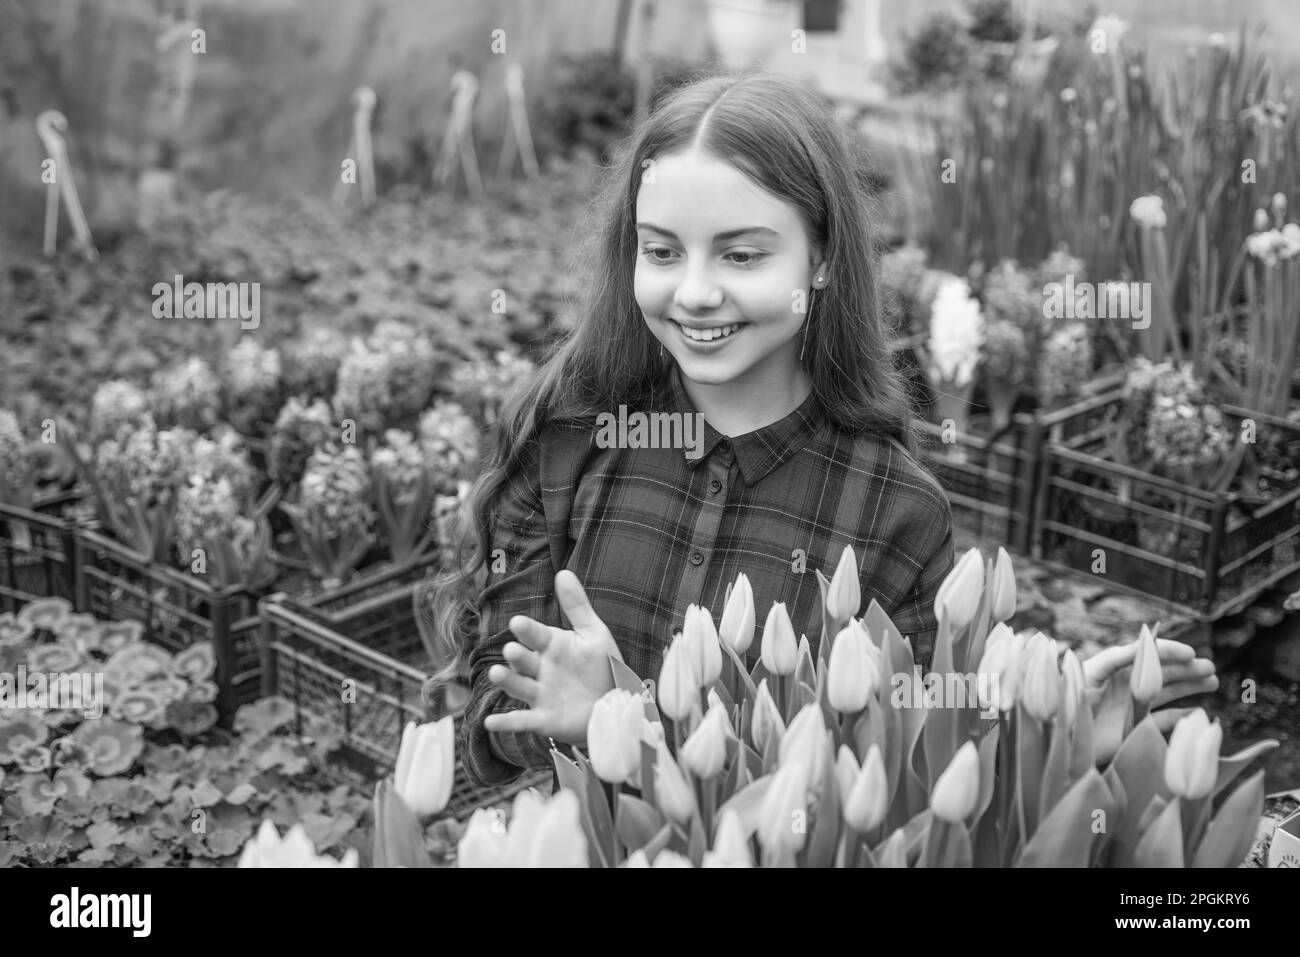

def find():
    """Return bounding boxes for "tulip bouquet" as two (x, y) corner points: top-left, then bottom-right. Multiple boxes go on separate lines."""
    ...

(526, 545), (1274, 867)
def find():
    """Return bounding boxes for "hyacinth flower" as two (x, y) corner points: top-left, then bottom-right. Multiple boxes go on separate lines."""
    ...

(0, 410), (38, 549)
(149, 357), (221, 433)
(279, 443), (376, 587)
(174, 474), (273, 589)
(222, 338), (283, 437)
(370, 429), (438, 566)
(923, 275), (985, 462)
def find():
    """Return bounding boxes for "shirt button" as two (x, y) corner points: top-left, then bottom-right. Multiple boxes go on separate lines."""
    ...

(718, 439), (731, 453)
(690, 551), (704, 566)
(709, 479), (722, 494)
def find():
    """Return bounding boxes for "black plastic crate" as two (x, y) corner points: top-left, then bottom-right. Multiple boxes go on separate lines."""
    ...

(0, 491), (83, 613)
(260, 583), (550, 819)
(1035, 390), (1300, 620)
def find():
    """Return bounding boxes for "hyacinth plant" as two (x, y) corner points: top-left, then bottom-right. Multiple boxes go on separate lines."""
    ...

(333, 321), (439, 434)
(222, 338), (283, 437)
(449, 350), (535, 428)
(280, 326), (350, 402)
(279, 443), (376, 587)
(149, 358), (221, 433)
(348, 544), (1274, 869)
(0, 410), (38, 549)
(923, 274), (985, 461)
(268, 396), (335, 491)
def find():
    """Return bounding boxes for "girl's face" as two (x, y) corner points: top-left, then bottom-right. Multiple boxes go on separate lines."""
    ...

(634, 148), (826, 393)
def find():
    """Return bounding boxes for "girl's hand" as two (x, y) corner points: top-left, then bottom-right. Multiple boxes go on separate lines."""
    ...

(1082, 637), (1219, 766)
(483, 570), (624, 747)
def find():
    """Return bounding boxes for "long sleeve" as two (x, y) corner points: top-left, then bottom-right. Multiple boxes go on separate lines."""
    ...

(460, 438), (564, 788)
(877, 490), (955, 669)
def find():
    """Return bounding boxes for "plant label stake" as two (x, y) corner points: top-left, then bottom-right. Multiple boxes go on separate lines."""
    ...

(333, 86), (377, 208)
(494, 62), (539, 183)
(435, 69), (484, 199)
(35, 111), (97, 262)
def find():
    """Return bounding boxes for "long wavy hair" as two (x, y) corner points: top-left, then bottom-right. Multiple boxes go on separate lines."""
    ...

(419, 70), (925, 706)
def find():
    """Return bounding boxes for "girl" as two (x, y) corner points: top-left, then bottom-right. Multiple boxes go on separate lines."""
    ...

(426, 71), (957, 788)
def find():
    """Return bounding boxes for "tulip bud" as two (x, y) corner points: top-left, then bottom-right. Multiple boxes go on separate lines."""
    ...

(1019, 633), (1062, 722)
(989, 547), (1016, 622)
(827, 620), (880, 713)
(703, 808), (754, 868)
(760, 602), (798, 676)
(934, 547), (985, 631)
(624, 849), (650, 867)
(976, 622), (1022, 712)
(457, 808), (509, 868)
(719, 573), (756, 655)
(844, 745), (889, 833)
(1130, 623), (1163, 706)
(239, 819), (360, 867)
(1255, 207), (1271, 232)
(653, 741), (697, 825)
(1164, 709), (1222, 800)
(657, 637), (699, 723)
(1059, 648), (1085, 728)
(526, 790), (589, 867)
(825, 545), (861, 621)
(679, 703), (731, 779)
(750, 678), (786, 754)
(779, 703), (829, 789)
(649, 850), (694, 867)
(757, 760), (810, 856)
(707, 688), (724, 711)
(835, 744), (859, 806)
(930, 741), (980, 824)
(393, 716), (455, 817)
(1272, 191), (1288, 222)
(682, 604), (723, 686)
(587, 689), (648, 784)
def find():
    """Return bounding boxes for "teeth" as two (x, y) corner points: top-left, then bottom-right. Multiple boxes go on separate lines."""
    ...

(679, 323), (741, 341)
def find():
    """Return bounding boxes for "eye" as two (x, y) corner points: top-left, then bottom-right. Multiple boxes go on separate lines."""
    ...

(725, 249), (767, 267)
(640, 244), (677, 264)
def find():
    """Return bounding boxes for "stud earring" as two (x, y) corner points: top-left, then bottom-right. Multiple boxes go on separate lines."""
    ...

(659, 341), (665, 359)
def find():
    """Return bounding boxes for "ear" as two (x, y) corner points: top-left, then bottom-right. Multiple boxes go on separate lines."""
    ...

(811, 260), (829, 289)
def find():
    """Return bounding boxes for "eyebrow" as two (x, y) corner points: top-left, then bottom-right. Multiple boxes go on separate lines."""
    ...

(636, 223), (780, 241)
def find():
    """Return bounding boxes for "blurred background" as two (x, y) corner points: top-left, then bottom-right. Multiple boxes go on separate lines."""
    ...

(1, 0), (1299, 825)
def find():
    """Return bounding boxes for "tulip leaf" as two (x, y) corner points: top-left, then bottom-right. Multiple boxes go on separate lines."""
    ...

(814, 568), (836, 672)
(804, 746), (842, 869)
(1104, 714), (1168, 868)
(973, 723), (999, 826)
(720, 638), (758, 701)
(718, 776), (774, 837)
(864, 598), (901, 652)
(921, 689), (965, 795)
(552, 752), (608, 869)
(616, 795), (665, 853)
(1068, 683), (1096, 780)
(688, 806), (707, 866)
(1192, 769), (1265, 868)
(1039, 718), (1073, 821)
(639, 741), (658, 806)
(1212, 740), (1279, 801)
(1093, 767), (1127, 867)
(900, 807), (933, 861)
(879, 685), (904, 812)
(920, 818), (972, 868)
(795, 638), (817, 693)
(373, 779), (432, 868)
(642, 823), (675, 861)
(609, 655), (661, 723)
(572, 751), (619, 868)
(1016, 768), (1112, 868)
(1016, 706), (1047, 835)
(1132, 795), (1184, 868)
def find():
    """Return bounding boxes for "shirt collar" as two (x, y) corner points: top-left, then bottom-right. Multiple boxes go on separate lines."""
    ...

(662, 364), (824, 485)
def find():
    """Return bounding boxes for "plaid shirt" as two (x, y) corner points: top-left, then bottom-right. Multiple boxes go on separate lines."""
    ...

(463, 366), (955, 787)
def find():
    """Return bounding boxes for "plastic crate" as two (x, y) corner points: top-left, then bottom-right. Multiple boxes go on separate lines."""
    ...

(73, 526), (278, 718)
(1034, 390), (1300, 620)
(917, 412), (1042, 552)
(259, 582), (551, 819)
(0, 491), (82, 613)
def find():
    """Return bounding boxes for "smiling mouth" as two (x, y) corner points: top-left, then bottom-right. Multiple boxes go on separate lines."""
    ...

(671, 320), (748, 342)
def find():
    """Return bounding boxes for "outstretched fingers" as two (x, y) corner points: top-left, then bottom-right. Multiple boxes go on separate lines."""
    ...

(487, 663), (539, 705)
(508, 615), (552, 654)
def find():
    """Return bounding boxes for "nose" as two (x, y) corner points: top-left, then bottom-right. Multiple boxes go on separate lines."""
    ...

(672, 260), (723, 312)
